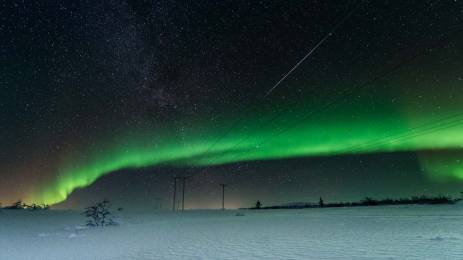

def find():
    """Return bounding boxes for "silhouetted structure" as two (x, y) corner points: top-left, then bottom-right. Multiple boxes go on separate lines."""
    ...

(319, 197), (324, 208)
(180, 177), (188, 211)
(220, 184), (227, 210)
(172, 176), (189, 212)
(255, 200), (262, 209)
(3, 200), (48, 210)
(172, 177), (179, 211)
(28, 203), (40, 210)
(8, 200), (25, 209)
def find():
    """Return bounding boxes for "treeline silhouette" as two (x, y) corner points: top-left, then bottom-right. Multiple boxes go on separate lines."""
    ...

(247, 195), (460, 210)
(1, 200), (49, 210)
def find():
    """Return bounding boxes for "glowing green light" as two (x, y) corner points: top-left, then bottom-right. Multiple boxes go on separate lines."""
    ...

(29, 89), (463, 205)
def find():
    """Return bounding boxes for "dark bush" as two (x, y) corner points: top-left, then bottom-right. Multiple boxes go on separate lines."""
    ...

(82, 199), (118, 227)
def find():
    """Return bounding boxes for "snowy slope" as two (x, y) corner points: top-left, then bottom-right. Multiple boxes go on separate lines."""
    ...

(0, 204), (462, 259)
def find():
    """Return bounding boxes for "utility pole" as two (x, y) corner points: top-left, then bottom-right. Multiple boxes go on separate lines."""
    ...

(220, 184), (227, 210)
(181, 177), (186, 211)
(172, 175), (190, 212)
(173, 176), (189, 211)
(172, 177), (178, 211)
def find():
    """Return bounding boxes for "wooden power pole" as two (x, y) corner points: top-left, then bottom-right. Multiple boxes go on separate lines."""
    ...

(172, 177), (178, 211)
(173, 176), (189, 212)
(220, 184), (227, 210)
(181, 177), (187, 211)
(173, 176), (190, 212)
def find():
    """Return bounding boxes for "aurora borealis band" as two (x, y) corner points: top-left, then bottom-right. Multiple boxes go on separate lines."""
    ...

(37, 111), (463, 205)
(2, 1), (463, 207)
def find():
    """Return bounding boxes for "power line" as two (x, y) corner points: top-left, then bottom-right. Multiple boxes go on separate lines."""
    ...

(347, 113), (463, 154)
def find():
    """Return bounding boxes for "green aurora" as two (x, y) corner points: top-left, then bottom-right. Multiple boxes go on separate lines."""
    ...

(4, 0), (463, 208)
(31, 87), (463, 205)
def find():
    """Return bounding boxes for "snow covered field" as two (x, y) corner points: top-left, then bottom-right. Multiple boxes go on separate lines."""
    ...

(1, 204), (462, 259)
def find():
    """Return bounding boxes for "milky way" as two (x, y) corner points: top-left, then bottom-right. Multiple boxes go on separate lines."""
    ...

(3, 0), (463, 206)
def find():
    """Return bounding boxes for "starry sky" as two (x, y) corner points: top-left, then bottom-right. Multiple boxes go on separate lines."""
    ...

(1, 0), (463, 209)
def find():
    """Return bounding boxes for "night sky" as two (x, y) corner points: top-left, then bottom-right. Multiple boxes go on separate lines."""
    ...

(2, 0), (463, 209)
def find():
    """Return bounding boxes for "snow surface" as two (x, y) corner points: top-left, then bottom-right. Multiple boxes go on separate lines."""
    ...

(1, 204), (462, 259)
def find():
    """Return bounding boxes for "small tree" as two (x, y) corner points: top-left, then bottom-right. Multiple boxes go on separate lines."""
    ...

(82, 199), (117, 227)
(255, 200), (262, 209)
(319, 197), (324, 208)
